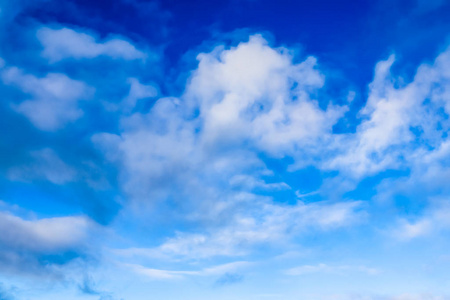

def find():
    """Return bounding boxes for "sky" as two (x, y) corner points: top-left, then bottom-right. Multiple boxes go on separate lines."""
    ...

(1, 0), (450, 299)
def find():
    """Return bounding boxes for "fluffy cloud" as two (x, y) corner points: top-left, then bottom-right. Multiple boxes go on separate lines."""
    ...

(37, 27), (147, 63)
(186, 35), (344, 156)
(93, 35), (345, 203)
(92, 36), (365, 260)
(327, 47), (450, 178)
(1, 67), (94, 130)
(2, 0), (450, 297)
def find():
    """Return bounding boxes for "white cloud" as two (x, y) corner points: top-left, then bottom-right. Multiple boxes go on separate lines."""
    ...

(37, 27), (147, 62)
(228, 174), (290, 190)
(0, 208), (99, 278)
(0, 211), (92, 253)
(115, 200), (364, 260)
(92, 35), (368, 261)
(121, 78), (158, 111)
(1, 67), (93, 130)
(93, 35), (346, 205)
(124, 261), (251, 280)
(325, 46), (450, 179)
(186, 34), (345, 156)
(92, 36), (450, 261)
(393, 199), (450, 240)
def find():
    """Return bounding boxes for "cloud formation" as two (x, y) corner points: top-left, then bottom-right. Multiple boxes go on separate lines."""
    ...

(125, 261), (250, 280)
(37, 27), (147, 63)
(1, 67), (94, 130)
(1, 0), (450, 298)
(0, 210), (95, 276)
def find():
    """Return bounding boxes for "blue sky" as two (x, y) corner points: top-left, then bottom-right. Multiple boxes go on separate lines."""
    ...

(1, 0), (450, 299)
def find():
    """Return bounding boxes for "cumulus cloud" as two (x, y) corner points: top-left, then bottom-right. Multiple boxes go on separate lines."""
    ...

(186, 35), (344, 156)
(93, 35), (345, 203)
(90, 35), (450, 263)
(3, 23), (450, 294)
(2, 0), (450, 297)
(92, 35), (365, 261)
(37, 27), (147, 63)
(1, 67), (94, 130)
(94, 36), (450, 218)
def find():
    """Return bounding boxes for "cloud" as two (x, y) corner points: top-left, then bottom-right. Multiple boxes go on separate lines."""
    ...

(392, 199), (450, 240)
(92, 35), (347, 211)
(186, 34), (345, 156)
(121, 78), (158, 111)
(1, 67), (94, 130)
(0, 212), (90, 252)
(0, 210), (96, 276)
(115, 200), (364, 260)
(326, 46), (450, 178)
(124, 261), (250, 280)
(91, 35), (369, 262)
(86, 34), (450, 263)
(228, 174), (290, 191)
(37, 27), (147, 63)
(2, 0), (450, 298)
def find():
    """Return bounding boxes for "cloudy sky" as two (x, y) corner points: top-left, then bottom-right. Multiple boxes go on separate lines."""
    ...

(1, 0), (450, 299)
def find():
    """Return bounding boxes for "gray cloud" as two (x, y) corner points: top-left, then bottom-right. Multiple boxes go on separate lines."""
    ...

(0, 211), (96, 277)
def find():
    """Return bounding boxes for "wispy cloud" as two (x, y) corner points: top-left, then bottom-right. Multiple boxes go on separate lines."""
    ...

(115, 200), (364, 260)
(124, 261), (251, 280)
(1, 67), (94, 130)
(392, 199), (450, 240)
(37, 27), (147, 63)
